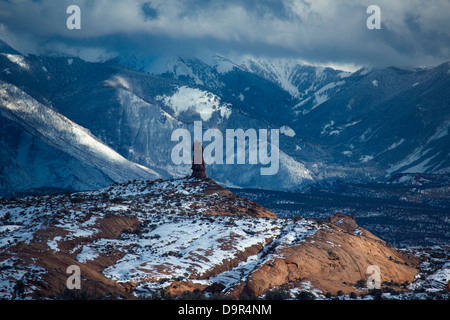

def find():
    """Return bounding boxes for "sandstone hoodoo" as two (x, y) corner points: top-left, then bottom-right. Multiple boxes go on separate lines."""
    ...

(191, 140), (206, 179)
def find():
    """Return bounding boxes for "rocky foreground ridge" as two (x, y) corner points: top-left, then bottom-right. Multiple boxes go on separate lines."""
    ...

(0, 177), (443, 300)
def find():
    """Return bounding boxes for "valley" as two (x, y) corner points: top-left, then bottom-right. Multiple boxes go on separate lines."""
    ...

(231, 174), (450, 247)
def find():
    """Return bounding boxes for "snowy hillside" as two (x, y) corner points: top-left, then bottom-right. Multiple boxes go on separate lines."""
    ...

(1, 177), (445, 300)
(0, 78), (160, 195)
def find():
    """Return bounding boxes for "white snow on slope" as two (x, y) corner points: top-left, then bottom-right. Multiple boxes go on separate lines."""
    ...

(104, 75), (131, 90)
(425, 262), (450, 292)
(142, 56), (206, 85)
(102, 216), (280, 282)
(1, 54), (30, 70)
(387, 122), (449, 175)
(241, 58), (302, 98)
(429, 122), (449, 142)
(0, 81), (160, 182)
(76, 246), (100, 263)
(388, 138), (405, 150)
(360, 155), (374, 163)
(311, 81), (345, 110)
(280, 125), (295, 137)
(47, 236), (62, 252)
(403, 153), (440, 173)
(156, 86), (232, 121)
(387, 147), (430, 176)
(321, 120), (361, 136)
(206, 55), (238, 74)
(278, 151), (314, 184)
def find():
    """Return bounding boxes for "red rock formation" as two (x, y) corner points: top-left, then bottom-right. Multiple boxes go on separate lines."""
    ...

(229, 213), (419, 297)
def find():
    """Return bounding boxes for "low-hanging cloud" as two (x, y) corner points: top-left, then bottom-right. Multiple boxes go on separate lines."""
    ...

(0, 0), (449, 67)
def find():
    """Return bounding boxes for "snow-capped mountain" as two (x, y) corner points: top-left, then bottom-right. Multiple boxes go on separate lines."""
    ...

(124, 52), (450, 181)
(0, 42), (316, 195)
(1, 39), (449, 196)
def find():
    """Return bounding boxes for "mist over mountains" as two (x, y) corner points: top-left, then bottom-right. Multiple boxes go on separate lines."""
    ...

(1, 39), (449, 196)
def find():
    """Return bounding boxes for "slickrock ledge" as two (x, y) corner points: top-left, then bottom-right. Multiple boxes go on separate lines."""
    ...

(0, 178), (420, 299)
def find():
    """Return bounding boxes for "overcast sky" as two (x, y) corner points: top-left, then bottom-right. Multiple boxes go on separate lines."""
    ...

(0, 0), (449, 69)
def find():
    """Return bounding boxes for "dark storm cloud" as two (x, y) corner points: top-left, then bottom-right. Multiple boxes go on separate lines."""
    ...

(141, 2), (159, 20)
(0, 0), (449, 68)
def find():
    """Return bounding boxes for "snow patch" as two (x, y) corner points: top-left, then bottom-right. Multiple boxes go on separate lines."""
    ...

(388, 138), (405, 151)
(216, 60), (236, 74)
(387, 147), (431, 175)
(47, 236), (62, 252)
(280, 125), (295, 137)
(241, 57), (302, 98)
(358, 67), (372, 76)
(360, 155), (374, 163)
(156, 86), (232, 121)
(429, 122), (449, 142)
(403, 153), (440, 173)
(76, 246), (100, 263)
(311, 81), (345, 110)
(104, 75), (131, 90)
(2, 54), (30, 70)
(338, 71), (351, 78)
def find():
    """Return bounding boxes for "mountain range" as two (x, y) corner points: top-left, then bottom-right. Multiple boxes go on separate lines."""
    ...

(1, 39), (449, 196)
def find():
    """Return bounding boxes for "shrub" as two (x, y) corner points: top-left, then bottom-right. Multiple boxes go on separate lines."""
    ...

(295, 291), (316, 300)
(13, 279), (25, 299)
(264, 285), (291, 300)
(355, 278), (366, 288)
(0, 212), (11, 224)
(349, 292), (358, 299)
(209, 293), (234, 300)
(145, 288), (172, 300)
(177, 289), (206, 300)
(111, 197), (124, 204)
(54, 288), (105, 300)
(239, 293), (258, 300)
(369, 289), (383, 300)
(70, 196), (84, 204)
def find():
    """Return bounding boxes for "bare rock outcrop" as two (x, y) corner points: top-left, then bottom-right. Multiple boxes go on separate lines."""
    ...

(231, 213), (419, 297)
(0, 182), (421, 300)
